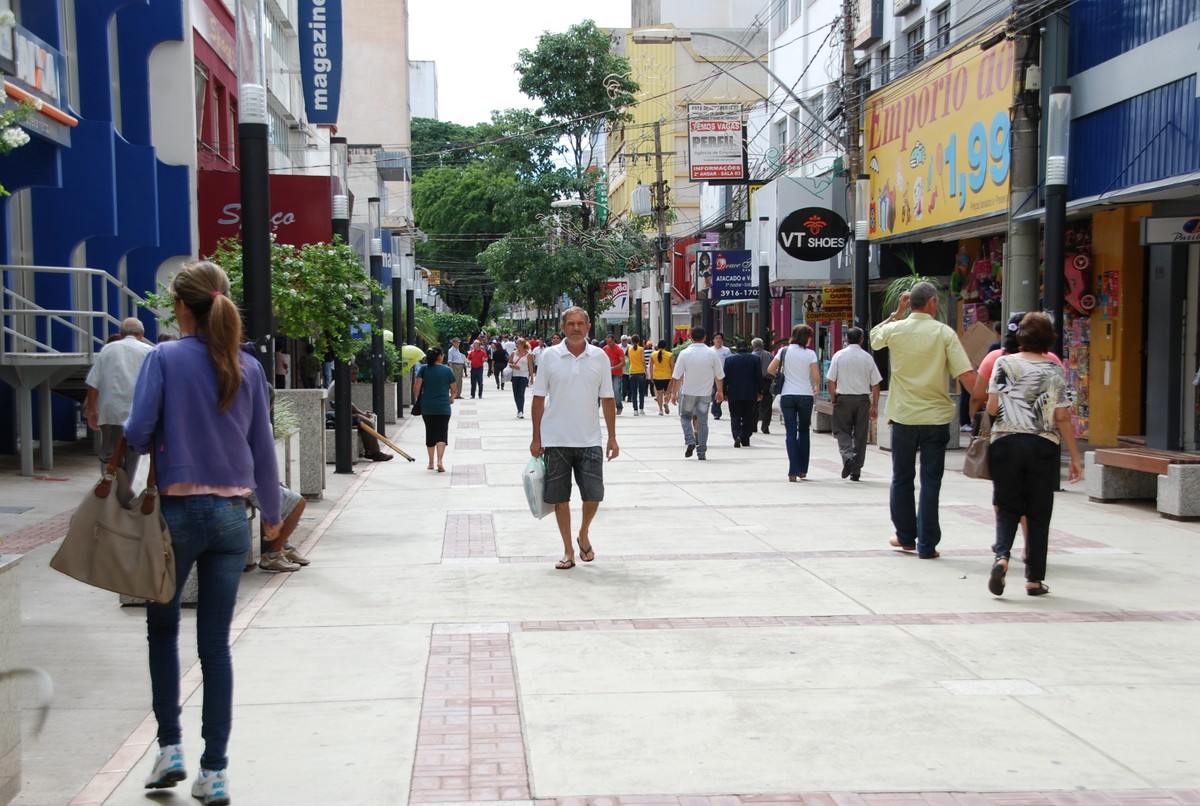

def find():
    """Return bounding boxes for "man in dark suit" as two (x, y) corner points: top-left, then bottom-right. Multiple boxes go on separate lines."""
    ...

(722, 339), (764, 447)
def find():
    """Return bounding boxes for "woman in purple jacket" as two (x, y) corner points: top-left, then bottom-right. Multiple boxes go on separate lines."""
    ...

(124, 261), (281, 806)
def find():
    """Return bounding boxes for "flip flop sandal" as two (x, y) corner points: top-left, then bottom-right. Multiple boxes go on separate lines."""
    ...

(555, 559), (575, 570)
(1026, 582), (1050, 596)
(577, 538), (595, 563)
(988, 560), (1007, 596)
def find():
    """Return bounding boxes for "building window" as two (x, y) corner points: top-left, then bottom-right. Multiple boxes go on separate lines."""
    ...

(877, 45), (891, 87)
(790, 0), (802, 22)
(774, 117), (788, 151)
(932, 4), (950, 53)
(905, 25), (925, 72)
(194, 61), (209, 139)
(772, 0), (788, 38)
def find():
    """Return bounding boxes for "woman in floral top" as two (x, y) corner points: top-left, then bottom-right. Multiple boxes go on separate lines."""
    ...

(985, 312), (1082, 597)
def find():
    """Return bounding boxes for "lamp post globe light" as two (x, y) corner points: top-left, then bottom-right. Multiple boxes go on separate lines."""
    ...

(854, 174), (871, 330)
(1043, 86), (1071, 358)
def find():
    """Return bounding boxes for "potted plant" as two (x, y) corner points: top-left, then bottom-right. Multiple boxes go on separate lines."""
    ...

(879, 247), (949, 322)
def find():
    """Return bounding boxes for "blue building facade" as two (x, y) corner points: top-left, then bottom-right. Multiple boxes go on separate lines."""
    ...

(0, 1), (193, 452)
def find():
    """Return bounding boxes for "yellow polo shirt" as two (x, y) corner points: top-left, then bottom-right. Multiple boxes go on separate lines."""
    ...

(870, 312), (972, 425)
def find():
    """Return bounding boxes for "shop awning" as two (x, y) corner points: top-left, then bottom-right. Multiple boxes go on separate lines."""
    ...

(1013, 170), (1200, 222)
(715, 299), (755, 308)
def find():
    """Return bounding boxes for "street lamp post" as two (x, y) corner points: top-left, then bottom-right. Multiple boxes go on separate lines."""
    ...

(235, 0), (272, 381)
(1043, 86), (1071, 358)
(854, 175), (871, 330)
(758, 216), (771, 345)
(368, 197), (386, 436)
(330, 136), (353, 474)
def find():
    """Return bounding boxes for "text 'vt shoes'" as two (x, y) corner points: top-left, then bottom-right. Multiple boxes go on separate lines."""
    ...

(144, 743), (186, 789)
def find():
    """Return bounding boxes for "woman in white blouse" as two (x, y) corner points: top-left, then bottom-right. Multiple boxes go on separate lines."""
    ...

(768, 324), (822, 481)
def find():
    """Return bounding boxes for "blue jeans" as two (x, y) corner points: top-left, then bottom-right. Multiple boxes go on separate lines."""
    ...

(147, 495), (250, 771)
(678, 394), (711, 454)
(629, 375), (646, 411)
(889, 423), (951, 555)
(511, 376), (529, 414)
(611, 376), (624, 411)
(780, 394), (814, 476)
(470, 367), (484, 398)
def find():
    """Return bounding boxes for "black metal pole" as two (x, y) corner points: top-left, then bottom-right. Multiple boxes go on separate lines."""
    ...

(854, 175), (871, 332)
(370, 251), (385, 437)
(406, 288), (416, 347)
(758, 215), (771, 345)
(331, 207), (353, 474)
(238, 120), (273, 381)
(393, 274), (404, 419)
(1044, 183), (1066, 359)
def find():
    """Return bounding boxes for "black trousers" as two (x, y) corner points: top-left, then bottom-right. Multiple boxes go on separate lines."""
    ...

(990, 434), (1059, 582)
(728, 399), (756, 441)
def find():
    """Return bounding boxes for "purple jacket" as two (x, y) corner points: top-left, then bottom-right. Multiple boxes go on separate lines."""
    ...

(124, 336), (281, 525)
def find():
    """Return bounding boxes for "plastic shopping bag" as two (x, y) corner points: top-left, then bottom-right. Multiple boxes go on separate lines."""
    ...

(522, 456), (553, 520)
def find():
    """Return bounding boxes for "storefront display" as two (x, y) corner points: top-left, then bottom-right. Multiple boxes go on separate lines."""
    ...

(1060, 221), (1094, 439)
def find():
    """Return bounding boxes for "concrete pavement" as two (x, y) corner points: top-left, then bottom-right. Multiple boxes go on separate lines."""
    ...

(2, 389), (1199, 805)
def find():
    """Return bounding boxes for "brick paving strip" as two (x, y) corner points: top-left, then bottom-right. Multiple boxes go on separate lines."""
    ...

(531, 791), (1200, 805)
(1, 510), (74, 554)
(410, 629), (529, 802)
(443, 512), (498, 560)
(451, 463), (488, 487)
(457, 437), (483, 450)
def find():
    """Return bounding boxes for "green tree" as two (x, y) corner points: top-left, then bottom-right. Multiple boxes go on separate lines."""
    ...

(410, 117), (479, 177)
(515, 20), (638, 228)
(211, 236), (383, 361)
(432, 312), (483, 345)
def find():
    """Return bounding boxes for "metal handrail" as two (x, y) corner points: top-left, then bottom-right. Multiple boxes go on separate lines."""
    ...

(1, 264), (148, 363)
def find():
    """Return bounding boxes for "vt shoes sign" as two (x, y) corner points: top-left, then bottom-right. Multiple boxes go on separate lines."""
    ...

(777, 208), (850, 261)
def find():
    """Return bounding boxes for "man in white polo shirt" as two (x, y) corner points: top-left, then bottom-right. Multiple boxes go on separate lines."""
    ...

(530, 306), (619, 570)
(826, 326), (883, 481)
(667, 325), (725, 460)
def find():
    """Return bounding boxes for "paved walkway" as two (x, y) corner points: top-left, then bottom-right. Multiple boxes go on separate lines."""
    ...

(2, 388), (1199, 806)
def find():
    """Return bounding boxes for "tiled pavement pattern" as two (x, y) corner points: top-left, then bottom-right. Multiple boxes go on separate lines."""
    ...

(531, 792), (1200, 805)
(450, 462), (488, 487)
(410, 631), (529, 802)
(443, 512), (499, 560)
(456, 437), (483, 450)
(1, 510), (72, 554)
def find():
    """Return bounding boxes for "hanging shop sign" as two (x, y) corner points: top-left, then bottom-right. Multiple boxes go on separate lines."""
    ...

(600, 280), (629, 322)
(191, 0), (236, 71)
(297, 0), (343, 125)
(863, 19), (1014, 240)
(777, 207), (850, 262)
(702, 250), (756, 301)
(198, 171), (332, 257)
(803, 284), (853, 323)
(687, 103), (746, 184)
(1140, 216), (1200, 245)
(854, 0), (883, 48)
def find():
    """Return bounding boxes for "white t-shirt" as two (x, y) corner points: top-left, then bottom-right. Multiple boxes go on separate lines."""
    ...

(532, 342), (614, 447)
(86, 336), (153, 425)
(671, 342), (726, 397)
(826, 344), (881, 395)
(778, 344), (819, 396)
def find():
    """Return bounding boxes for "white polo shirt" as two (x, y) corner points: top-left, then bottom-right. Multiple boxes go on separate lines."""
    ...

(86, 336), (153, 425)
(826, 343), (882, 395)
(533, 341), (614, 447)
(671, 342), (725, 397)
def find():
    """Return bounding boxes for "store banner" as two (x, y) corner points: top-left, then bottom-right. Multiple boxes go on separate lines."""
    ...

(600, 280), (629, 322)
(804, 284), (853, 323)
(198, 172), (332, 257)
(863, 20), (1015, 240)
(704, 251), (756, 301)
(297, 0), (343, 124)
(687, 103), (746, 183)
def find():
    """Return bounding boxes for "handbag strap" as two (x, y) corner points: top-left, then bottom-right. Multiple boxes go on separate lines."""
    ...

(101, 435), (160, 515)
(977, 412), (992, 437)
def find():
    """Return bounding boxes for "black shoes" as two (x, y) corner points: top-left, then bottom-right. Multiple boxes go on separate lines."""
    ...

(842, 458), (853, 478)
(685, 444), (695, 458)
(733, 438), (741, 448)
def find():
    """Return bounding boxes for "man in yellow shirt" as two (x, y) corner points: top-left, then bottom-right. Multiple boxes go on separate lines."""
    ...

(870, 282), (976, 559)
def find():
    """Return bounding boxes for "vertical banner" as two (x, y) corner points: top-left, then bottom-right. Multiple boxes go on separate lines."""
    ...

(297, 0), (343, 124)
(687, 103), (746, 183)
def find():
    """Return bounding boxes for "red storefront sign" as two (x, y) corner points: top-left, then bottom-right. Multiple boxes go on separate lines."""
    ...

(198, 171), (333, 257)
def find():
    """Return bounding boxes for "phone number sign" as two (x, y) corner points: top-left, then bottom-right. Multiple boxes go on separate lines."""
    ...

(863, 20), (1014, 240)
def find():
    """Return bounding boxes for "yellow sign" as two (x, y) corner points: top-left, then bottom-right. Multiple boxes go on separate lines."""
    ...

(864, 21), (1015, 240)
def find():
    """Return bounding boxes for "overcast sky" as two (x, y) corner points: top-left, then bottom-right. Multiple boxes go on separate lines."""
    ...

(408, 0), (632, 127)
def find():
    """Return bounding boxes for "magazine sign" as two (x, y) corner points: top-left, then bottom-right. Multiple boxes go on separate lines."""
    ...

(703, 251), (756, 301)
(297, 0), (343, 124)
(777, 207), (850, 262)
(687, 103), (745, 183)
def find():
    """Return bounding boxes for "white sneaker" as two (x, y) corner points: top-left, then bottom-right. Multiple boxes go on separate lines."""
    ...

(191, 768), (231, 805)
(144, 743), (186, 789)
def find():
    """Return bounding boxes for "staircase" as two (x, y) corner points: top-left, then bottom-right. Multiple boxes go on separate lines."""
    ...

(1, 264), (147, 475)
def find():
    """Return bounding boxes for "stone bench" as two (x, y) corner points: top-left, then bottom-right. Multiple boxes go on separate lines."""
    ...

(325, 428), (361, 463)
(1086, 447), (1200, 520)
(813, 397), (834, 433)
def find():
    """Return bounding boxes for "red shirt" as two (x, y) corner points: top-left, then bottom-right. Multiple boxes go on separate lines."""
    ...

(603, 343), (624, 376)
(467, 348), (488, 369)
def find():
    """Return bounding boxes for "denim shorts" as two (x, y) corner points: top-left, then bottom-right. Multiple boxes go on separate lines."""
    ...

(543, 446), (604, 504)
